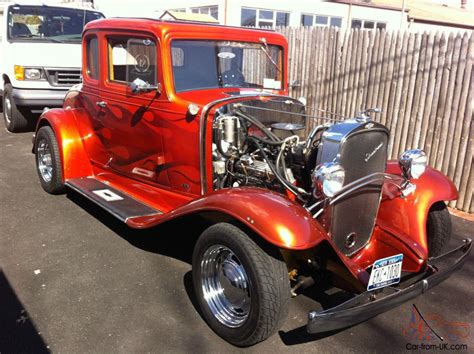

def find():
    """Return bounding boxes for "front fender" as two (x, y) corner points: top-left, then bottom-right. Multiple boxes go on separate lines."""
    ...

(35, 108), (93, 181)
(129, 187), (328, 250)
(128, 187), (370, 283)
(373, 162), (457, 265)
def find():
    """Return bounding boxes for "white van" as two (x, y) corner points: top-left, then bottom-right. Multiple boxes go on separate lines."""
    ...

(0, 1), (104, 132)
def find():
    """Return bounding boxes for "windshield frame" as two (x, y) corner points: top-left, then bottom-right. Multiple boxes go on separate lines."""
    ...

(170, 39), (285, 93)
(7, 5), (104, 44)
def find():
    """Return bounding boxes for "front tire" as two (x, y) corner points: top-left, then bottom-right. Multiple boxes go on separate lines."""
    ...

(3, 83), (30, 132)
(34, 126), (65, 194)
(192, 223), (290, 346)
(427, 202), (452, 257)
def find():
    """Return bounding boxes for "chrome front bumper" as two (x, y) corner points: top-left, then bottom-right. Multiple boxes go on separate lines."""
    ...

(12, 88), (68, 107)
(307, 238), (472, 334)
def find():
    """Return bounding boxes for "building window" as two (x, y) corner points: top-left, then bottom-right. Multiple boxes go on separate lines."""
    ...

(191, 5), (218, 20)
(301, 14), (342, 28)
(241, 8), (290, 27)
(168, 8), (185, 12)
(330, 17), (342, 27)
(301, 14), (313, 26)
(352, 19), (386, 30)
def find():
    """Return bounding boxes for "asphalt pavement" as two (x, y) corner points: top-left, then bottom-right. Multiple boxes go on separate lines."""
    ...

(0, 115), (473, 353)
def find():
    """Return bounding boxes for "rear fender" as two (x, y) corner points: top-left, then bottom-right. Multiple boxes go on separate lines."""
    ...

(369, 162), (457, 268)
(128, 187), (369, 283)
(35, 108), (93, 180)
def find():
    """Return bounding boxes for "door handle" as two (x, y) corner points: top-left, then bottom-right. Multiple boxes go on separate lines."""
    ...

(96, 101), (107, 108)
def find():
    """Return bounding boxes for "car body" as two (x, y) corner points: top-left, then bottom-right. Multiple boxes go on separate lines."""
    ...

(33, 18), (471, 346)
(0, 1), (104, 132)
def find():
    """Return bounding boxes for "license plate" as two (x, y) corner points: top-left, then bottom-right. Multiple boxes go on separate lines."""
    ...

(367, 254), (403, 291)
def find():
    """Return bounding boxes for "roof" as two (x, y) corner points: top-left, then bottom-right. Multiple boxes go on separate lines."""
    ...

(0, 1), (97, 11)
(84, 18), (285, 44)
(159, 10), (219, 24)
(372, 0), (474, 28)
(332, 0), (405, 11)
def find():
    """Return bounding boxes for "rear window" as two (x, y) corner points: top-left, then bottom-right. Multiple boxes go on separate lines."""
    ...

(86, 36), (99, 80)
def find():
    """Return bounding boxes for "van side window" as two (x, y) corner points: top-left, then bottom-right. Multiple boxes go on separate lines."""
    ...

(86, 36), (99, 80)
(107, 37), (157, 85)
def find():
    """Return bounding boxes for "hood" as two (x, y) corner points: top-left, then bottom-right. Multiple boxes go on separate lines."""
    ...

(175, 88), (285, 107)
(6, 41), (81, 68)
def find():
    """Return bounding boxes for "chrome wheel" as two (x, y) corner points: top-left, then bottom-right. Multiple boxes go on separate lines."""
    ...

(37, 139), (53, 183)
(201, 244), (251, 328)
(4, 95), (12, 124)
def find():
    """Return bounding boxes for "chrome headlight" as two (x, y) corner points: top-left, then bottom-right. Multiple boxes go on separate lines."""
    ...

(399, 149), (427, 180)
(312, 162), (345, 198)
(24, 68), (42, 80)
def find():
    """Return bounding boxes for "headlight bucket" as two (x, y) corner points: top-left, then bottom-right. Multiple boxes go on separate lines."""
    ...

(25, 68), (42, 80)
(399, 149), (427, 180)
(312, 162), (345, 198)
(14, 66), (44, 81)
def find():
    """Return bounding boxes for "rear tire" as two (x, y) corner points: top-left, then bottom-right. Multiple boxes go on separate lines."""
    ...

(34, 126), (65, 194)
(427, 202), (452, 257)
(3, 83), (30, 132)
(192, 223), (290, 346)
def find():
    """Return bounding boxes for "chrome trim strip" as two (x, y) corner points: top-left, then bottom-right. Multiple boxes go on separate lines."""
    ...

(330, 172), (404, 205)
(312, 173), (406, 219)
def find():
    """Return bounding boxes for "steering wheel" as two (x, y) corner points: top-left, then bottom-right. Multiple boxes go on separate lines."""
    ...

(220, 69), (245, 87)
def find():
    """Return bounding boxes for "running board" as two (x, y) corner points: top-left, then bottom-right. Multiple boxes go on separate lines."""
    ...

(66, 177), (162, 223)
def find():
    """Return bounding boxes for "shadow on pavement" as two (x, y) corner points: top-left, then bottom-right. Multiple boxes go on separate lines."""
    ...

(278, 287), (355, 345)
(66, 191), (209, 264)
(0, 271), (49, 353)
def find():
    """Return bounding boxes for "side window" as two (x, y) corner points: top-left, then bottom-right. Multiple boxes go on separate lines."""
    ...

(107, 37), (157, 85)
(86, 36), (99, 80)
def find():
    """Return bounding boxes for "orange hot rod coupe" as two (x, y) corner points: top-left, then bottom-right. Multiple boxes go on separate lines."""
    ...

(32, 18), (471, 346)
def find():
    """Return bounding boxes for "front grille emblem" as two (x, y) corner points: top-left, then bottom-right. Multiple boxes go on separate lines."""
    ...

(365, 142), (384, 162)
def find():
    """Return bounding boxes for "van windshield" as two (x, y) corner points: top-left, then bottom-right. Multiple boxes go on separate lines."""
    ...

(8, 5), (103, 43)
(171, 40), (284, 92)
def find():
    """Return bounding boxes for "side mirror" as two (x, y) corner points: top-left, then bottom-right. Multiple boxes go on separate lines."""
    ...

(129, 78), (161, 95)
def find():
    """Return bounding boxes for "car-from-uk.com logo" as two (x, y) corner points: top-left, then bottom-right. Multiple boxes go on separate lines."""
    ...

(403, 304), (470, 351)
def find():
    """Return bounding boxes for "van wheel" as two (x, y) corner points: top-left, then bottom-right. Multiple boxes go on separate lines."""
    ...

(3, 83), (30, 132)
(34, 126), (65, 194)
(192, 223), (290, 346)
(427, 202), (452, 257)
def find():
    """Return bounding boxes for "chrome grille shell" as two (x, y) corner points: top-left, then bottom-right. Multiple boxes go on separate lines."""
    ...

(317, 119), (389, 256)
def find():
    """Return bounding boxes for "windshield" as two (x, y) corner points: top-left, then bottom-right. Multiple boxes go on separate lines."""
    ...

(171, 40), (284, 92)
(8, 5), (104, 43)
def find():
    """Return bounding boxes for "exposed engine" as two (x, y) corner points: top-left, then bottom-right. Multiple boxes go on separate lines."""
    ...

(211, 99), (319, 201)
(211, 98), (391, 256)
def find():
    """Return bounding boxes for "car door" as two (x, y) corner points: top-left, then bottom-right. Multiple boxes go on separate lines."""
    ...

(74, 31), (112, 167)
(97, 33), (170, 187)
